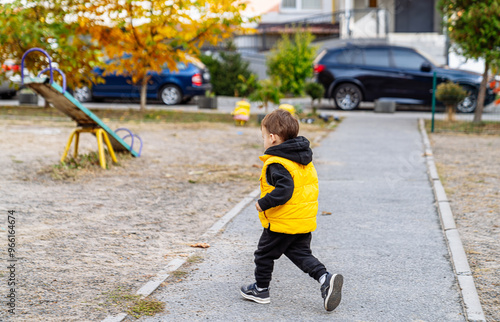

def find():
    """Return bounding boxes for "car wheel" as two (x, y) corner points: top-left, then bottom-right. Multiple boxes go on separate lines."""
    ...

(159, 84), (182, 105)
(333, 83), (362, 110)
(1, 93), (15, 100)
(73, 86), (92, 103)
(456, 86), (477, 113)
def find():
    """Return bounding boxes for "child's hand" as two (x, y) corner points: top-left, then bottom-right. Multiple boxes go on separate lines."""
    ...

(255, 201), (263, 212)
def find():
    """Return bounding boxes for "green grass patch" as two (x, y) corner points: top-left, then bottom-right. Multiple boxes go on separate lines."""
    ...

(0, 105), (242, 124)
(425, 119), (500, 135)
(171, 270), (189, 278)
(103, 287), (165, 319)
(187, 255), (203, 263)
(0, 105), (338, 128)
(40, 151), (130, 180)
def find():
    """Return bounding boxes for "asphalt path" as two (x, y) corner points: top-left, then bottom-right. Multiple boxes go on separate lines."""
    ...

(142, 113), (465, 321)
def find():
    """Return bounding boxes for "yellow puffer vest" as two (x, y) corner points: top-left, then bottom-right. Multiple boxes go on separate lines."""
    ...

(259, 155), (319, 234)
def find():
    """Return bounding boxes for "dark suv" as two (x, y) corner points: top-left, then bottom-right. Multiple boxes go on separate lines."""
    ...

(313, 44), (495, 112)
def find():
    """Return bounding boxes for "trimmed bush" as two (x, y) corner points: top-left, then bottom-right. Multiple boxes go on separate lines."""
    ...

(436, 81), (468, 121)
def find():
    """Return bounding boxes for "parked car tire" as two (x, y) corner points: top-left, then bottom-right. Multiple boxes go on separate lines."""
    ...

(73, 86), (92, 103)
(159, 84), (182, 105)
(333, 83), (362, 110)
(1, 93), (15, 99)
(456, 86), (477, 113)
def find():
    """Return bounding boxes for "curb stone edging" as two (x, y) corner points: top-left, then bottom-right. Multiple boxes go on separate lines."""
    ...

(418, 119), (486, 322)
(102, 189), (260, 322)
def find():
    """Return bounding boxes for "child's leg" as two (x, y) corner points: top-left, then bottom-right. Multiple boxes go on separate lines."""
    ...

(254, 229), (295, 288)
(283, 232), (327, 281)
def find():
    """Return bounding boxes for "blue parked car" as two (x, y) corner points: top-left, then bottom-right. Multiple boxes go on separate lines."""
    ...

(74, 60), (211, 105)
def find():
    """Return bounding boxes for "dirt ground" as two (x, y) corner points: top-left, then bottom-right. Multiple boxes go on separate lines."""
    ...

(1, 114), (498, 321)
(0, 116), (327, 321)
(430, 133), (500, 322)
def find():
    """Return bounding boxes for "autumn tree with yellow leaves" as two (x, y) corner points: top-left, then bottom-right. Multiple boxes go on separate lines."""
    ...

(1, 0), (254, 110)
(0, 1), (102, 89)
(80, 0), (254, 110)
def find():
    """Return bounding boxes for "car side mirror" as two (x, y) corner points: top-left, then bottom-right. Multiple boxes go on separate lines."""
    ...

(420, 63), (432, 72)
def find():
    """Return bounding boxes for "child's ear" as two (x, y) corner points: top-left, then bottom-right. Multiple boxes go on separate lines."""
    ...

(270, 133), (283, 145)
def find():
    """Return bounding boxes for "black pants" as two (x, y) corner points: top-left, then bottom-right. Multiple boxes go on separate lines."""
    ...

(254, 228), (327, 288)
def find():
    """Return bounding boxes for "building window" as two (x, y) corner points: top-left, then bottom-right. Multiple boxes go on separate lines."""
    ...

(282, 0), (322, 10)
(369, 0), (377, 7)
(302, 0), (321, 9)
(282, 0), (297, 9)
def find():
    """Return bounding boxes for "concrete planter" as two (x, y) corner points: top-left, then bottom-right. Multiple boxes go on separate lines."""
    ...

(257, 113), (266, 124)
(18, 92), (38, 105)
(374, 99), (396, 113)
(198, 97), (217, 109)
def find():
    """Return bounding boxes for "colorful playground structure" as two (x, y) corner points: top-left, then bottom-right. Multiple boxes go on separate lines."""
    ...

(231, 100), (251, 126)
(278, 103), (296, 115)
(21, 48), (142, 169)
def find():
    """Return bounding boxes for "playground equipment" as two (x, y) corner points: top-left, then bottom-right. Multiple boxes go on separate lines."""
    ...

(21, 48), (142, 169)
(231, 100), (251, 126)
(278, 103), (296, 115)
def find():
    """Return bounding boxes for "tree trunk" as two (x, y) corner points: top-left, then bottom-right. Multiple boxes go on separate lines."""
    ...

(446, 104), (455, 122)
(140, 76), (148, 112)
(473, 60), (489, 123)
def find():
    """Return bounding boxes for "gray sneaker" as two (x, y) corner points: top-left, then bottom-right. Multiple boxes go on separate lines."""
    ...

(320, 273), (343, 311)
(240, 283), (270, 304)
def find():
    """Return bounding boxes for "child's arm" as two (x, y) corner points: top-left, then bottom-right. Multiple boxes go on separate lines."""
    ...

(257, 163), (294, 211)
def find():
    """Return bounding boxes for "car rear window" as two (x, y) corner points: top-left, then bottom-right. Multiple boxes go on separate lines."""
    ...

(364, 48), (390, 68)
(322, 49), (364, 65)
(392, 48), (428, 70)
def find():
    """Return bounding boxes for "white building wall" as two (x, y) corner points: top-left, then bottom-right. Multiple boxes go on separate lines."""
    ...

(260, 0), (333, 23)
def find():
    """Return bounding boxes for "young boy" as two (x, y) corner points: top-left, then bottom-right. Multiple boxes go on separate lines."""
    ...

(240, 109), (343, 312)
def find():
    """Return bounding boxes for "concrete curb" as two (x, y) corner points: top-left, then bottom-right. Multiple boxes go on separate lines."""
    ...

(418, 119), (485, 322)
(101, 189), (260, 322)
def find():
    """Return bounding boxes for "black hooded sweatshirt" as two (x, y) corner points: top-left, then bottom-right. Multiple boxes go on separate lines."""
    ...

(257, 136), (314, 212)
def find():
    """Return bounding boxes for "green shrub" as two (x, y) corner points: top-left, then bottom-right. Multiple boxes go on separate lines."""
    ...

(435, 81), (468, 106)
(248, 78), (283, 113)
(235, 73), (259, 97)
(200, 42), (255, 96)
(266, 28), (317, 97)
(435, 81), (468, 121)
(305, 82), (325, 114)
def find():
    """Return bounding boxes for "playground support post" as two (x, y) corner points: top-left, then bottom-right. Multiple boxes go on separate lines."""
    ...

(61, 128), (118, 169)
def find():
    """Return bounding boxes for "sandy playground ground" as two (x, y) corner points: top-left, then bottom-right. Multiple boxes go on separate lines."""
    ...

(0, 116), (327, 321)
(0, 114), (497, 321)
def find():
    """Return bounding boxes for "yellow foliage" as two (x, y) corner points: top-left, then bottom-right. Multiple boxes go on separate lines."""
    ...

(79, 0), (254, 83)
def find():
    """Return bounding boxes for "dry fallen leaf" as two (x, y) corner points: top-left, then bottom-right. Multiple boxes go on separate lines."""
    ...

(321, 211), (332, 216)
(190, 242), (210, 248)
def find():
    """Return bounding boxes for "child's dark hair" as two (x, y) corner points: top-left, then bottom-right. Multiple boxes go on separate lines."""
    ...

(261, 109), (299, 141)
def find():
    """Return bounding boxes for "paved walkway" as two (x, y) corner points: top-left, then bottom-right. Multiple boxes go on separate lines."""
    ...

(143, 114), (464, 321)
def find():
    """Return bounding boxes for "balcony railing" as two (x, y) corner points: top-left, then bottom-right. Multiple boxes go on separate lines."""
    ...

(202, 8), (389, 52)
